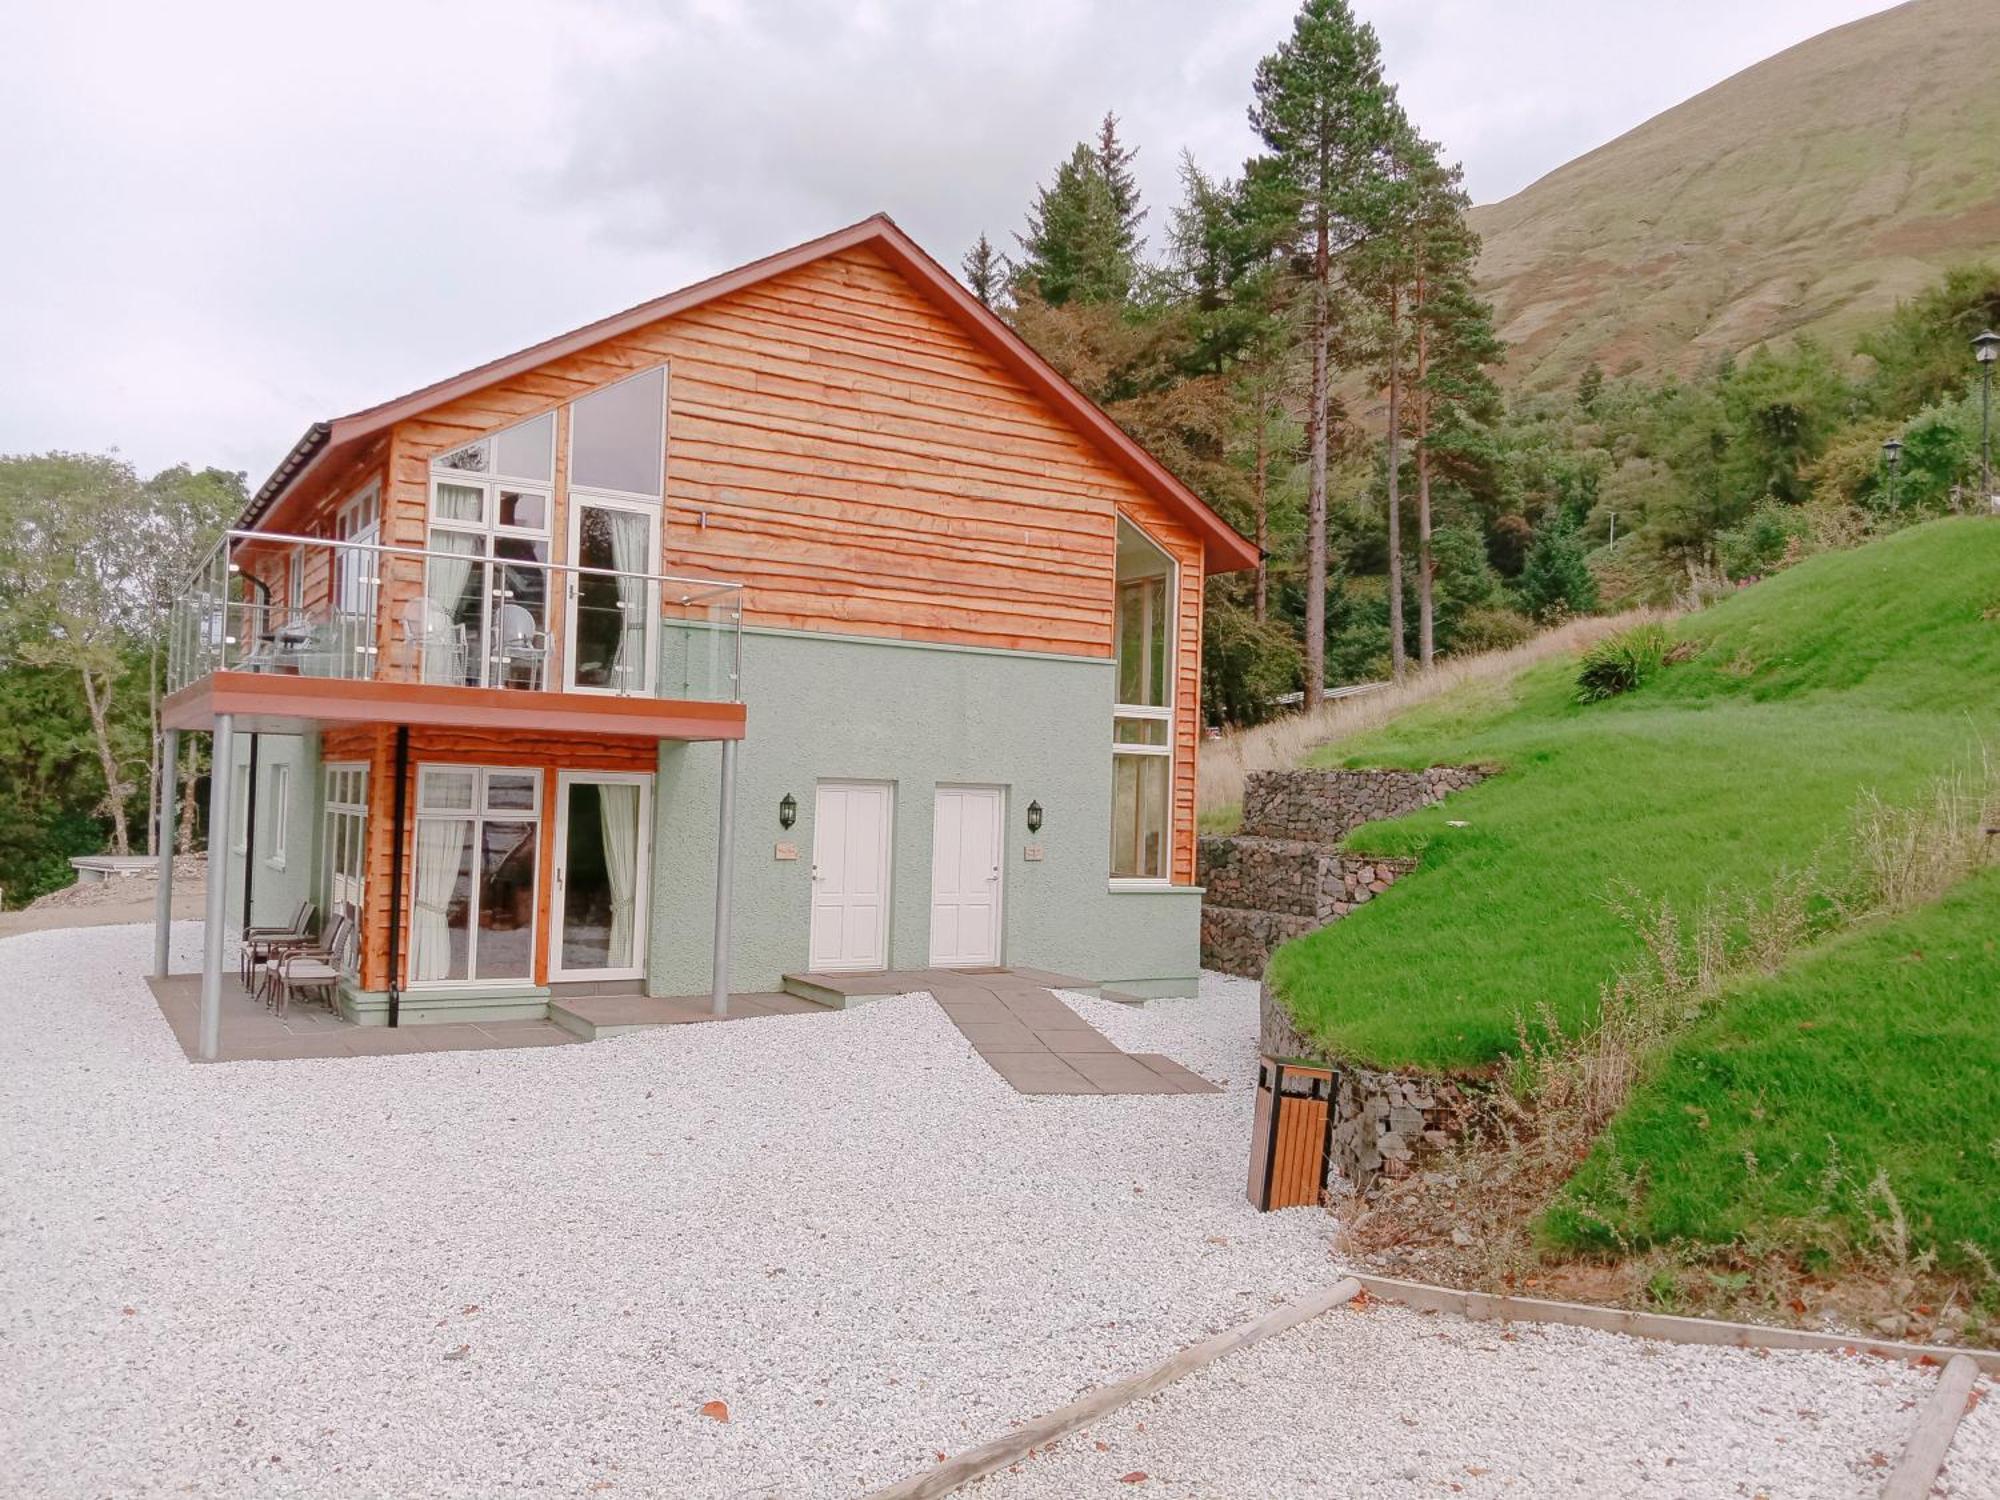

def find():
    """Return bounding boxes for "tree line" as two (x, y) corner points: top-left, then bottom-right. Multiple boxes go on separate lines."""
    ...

(966, 0), (2000, 727)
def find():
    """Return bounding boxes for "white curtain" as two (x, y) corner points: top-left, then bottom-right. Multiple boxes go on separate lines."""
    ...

(421, 536), (479, 684)
(604, 509), (650, 693)
(410, 817), (469, 981)
(598, 783), (641, 966)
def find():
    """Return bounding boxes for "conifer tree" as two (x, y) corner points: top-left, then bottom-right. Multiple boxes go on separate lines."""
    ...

(1096, 111), (1146, 248)
(961, 233), (1004, 308)
(1247, 0), (1404, 707)
(1015, 134), (1141, 308)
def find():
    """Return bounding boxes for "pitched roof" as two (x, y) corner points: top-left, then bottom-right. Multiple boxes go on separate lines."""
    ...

(244, 213), (1258, 572)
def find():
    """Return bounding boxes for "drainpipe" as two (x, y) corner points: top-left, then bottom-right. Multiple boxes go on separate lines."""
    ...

(199, 715), (236, 1062)
(153, 727), (179, 978)
(710, 738), (738, 1017)
(386, 726), (409, 1028)
(239, 733), (260, 929)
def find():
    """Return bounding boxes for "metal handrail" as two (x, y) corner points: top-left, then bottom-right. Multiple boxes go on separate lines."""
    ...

(180, 527), (743, 605)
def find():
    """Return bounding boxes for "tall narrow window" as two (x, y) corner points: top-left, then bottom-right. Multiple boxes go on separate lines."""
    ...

(1111, 518), (1174, 882)
(321, 764), (369, 963)
(565, 366), (667, 695)
(424, 412), (555, 689)
(267, 764), (291, 867)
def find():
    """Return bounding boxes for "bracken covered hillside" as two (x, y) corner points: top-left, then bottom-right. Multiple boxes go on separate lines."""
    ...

(1472, 0), (2000, 389)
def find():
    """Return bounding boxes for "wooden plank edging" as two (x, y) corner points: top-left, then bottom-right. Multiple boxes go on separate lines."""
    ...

(1355, 1273), (2000, 1375)
(861, 1276), (1363, 1500)
(1882, 1354), (1981, 1500)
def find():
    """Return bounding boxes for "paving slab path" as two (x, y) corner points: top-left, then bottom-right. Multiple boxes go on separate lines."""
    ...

(926, 972), (1219, 1096)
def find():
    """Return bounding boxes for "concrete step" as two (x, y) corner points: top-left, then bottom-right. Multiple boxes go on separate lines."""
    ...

(779, 972), (920, 1009)
(550, 990), (832, 1039)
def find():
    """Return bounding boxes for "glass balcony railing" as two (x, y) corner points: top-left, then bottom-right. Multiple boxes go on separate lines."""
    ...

(168, 529), (742, 704)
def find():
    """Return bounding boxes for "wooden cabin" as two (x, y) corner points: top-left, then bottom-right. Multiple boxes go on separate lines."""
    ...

(158, 214), (1257, 1051)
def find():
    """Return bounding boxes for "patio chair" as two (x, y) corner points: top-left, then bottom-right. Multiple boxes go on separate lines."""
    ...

(494, 602), (549, 690)
(239, 900), (314, 986)
(267, 911), (357, 1017)
(399, 597), (468, 685)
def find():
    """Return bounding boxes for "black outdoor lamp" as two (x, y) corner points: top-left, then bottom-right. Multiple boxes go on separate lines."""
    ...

(1881, 436), (1903, 509)
(778, 792), (797, 830)
(1026, 800), (1044, 834)
(1976, 330), (1999, 508)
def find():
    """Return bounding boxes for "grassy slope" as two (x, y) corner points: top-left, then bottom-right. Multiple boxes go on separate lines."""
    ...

(1471, 0), (2000, 388)
(1265, 518), (2000, 1072)
(1545, 868), (2000, 1268)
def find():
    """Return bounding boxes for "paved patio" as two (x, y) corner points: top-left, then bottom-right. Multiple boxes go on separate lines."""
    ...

(925, 972), (1219, 1096)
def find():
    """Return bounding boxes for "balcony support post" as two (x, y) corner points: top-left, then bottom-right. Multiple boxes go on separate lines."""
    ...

(199, 714), (236, 1062)
(153, 727), (180, 978)
(709, 738), (738, 1018)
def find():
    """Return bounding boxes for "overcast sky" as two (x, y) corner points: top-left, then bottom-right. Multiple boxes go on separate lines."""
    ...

(1, 0), (1897, 483)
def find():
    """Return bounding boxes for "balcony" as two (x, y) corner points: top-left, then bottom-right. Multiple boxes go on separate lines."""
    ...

(163, 529), (745, 742)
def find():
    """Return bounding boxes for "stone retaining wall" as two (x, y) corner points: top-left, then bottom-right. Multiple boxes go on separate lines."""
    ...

(1197, 836), (1416, 922)
(1258, 979), (1479, 1197)
(1240, 765), (1489, 842)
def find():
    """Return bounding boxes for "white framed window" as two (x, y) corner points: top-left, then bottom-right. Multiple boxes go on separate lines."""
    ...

(408, 765), (542, 986)
(321, 763), (369, 961)
(423, 412), (555, 689)
(569, 365), (666, 502)
(286, 551), (305, 619)
(1110, 517), (1175, 884)
(267, 763), (291, 868)
(334, 484), (381, 616)
(230, 764), (250, 856)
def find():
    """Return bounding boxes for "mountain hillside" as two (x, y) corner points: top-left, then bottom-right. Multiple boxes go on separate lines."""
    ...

(1471, 0), (2000, 389)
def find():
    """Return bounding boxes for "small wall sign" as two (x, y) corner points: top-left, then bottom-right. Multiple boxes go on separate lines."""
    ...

(1023, 844), (1045, 862)
(774, 841), (799, 861)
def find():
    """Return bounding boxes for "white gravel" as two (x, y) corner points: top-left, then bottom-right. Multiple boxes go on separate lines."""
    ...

(1939, 1375), (2000, 1497)
(0, 926), (1336, 1498)
(966, 1301), (1979, 1499)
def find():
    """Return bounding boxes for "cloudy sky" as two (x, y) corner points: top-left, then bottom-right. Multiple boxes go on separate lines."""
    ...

(2, 0), (1895, 483)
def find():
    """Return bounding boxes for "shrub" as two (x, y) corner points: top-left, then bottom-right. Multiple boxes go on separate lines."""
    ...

(1575, 622), (1677, 702)
(1716, 500), (1815, 580)
(1516, 511), (1600, 621)
(1450, 605), (1537, 654)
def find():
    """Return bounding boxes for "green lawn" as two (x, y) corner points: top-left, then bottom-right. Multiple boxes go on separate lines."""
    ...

(1543, 867), (2000, 1269)
(1265, 518), (2000, 1072)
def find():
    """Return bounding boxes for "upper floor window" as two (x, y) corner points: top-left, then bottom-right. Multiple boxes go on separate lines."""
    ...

(423, 412), (555, 689)
(570, 366), (666, 499)
(1111, 517), (1174, 883)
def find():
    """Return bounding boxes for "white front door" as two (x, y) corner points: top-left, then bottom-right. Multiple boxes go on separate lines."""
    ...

(929, 785), (1004, 968)
(810, 781), (893, 972)
(549, 772), (653, 981)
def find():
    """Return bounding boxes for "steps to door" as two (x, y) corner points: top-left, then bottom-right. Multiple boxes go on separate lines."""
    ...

(1198, 766), (1487, 978)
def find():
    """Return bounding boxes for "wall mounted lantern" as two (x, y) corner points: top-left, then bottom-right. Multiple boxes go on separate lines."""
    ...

(778, 792), (798, 830)
(1026, 800), (1044, 833)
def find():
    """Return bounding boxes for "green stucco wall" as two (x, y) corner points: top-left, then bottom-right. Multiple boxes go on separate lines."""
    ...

(648, 628), (1202, 998)
(220, 729), (322, 942)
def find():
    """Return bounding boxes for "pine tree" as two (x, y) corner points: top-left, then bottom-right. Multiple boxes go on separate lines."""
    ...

(1015, 136), (1141, 307)
(1247, 0), (1404, 707)
(1096, 111), (1146, 249)
(961, 233), (1003, 308)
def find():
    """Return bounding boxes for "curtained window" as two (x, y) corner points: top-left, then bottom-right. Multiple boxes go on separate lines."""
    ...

(1110, 518), (1174, 883)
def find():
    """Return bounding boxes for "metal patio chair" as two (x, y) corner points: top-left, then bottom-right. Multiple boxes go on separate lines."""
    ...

(267, 911), (357, 1017)
(239, 900), (314, 986)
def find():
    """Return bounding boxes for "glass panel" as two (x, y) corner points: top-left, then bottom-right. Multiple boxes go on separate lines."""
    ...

(1115, 576), (1168, 708)
(490, 537), (550, 690)
(1113, 716), (1170, 746)
(486, 771), (538, 812)
(560, 781), (643, 972)
(417, 530), (484, 686)
(493, 412), (554, 482)
(420, 768), (476, 811)
(435, 481), (485, 523)
(475, 819), (539, 979)
(436, 440), (489, 474)
(1110, 752), (1170, 880)
(571, 367), (666, 496)
(498, 488), (547, 531)
(572, 504), (652, 691)
(411, 815), (473, 982)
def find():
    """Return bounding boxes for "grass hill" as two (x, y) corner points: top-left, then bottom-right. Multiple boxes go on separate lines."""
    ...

(1268, 517), (2000, 1071)
(1472, 0), (2000, 390)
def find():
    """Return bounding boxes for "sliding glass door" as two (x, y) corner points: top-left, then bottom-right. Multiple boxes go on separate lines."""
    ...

(550, 772), (652, 981)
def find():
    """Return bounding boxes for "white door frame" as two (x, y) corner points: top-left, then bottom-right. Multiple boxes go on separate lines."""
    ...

(810, 779), (894, 973)
(929, 783), (1005, 968)
(563, 496), (662, 695)
(549, 770), (654, 982)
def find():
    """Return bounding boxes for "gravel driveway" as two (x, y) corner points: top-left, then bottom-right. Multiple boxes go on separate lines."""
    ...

(966, 1300), (1992, 1498)
(0, 925), (1334, 1498)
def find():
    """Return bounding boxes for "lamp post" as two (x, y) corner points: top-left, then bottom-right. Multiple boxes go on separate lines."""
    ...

(1977, 330), (1999, 510)
(1882, 436), (1902, 511)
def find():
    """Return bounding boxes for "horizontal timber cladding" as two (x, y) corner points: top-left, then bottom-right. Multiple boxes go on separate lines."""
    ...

(324, 724), (655, 993)
(374, 243), (1207, 884)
